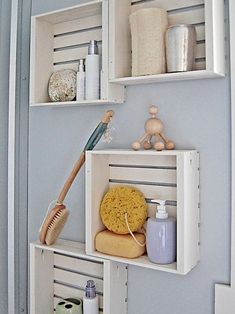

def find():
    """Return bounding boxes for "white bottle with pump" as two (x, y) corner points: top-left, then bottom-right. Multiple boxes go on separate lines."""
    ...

(76, 59), (85, 101)
(146, 200), (176, 264)
(85, 40), (100, 100)
(83, 280), (99, 314)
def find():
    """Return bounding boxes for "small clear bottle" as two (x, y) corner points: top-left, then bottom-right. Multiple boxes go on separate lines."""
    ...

(76, 59), (85, 101)
(146, 200), (176, 264)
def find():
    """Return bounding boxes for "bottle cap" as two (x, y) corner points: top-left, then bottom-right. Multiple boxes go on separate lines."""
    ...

(151, 199), (168, 219)
(85, 280), (97, 299)
(88, 40), (99, 55)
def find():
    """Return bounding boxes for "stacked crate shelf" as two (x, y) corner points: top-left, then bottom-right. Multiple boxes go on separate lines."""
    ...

(30, 240), (128, 314)
(86, 150), (200, 275)
(109, 0), (225, 85)
(30, 0), (124, 107)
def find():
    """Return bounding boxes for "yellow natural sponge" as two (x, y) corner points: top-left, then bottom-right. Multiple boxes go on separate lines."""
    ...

(100, 185), (147, 234)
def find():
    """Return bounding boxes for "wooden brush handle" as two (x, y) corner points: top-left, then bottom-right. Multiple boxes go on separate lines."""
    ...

(57, 110), (114, 204)
(57, 152), (85, 204)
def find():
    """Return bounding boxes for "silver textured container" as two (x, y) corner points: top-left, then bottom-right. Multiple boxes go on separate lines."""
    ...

(165, 24), (196, 72)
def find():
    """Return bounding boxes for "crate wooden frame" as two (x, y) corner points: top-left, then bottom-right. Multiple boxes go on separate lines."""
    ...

(30, 0), (125, 108)
(109, 0), (225, 85)
(86, 150), (200, 275)
(30, 240), (128, 314)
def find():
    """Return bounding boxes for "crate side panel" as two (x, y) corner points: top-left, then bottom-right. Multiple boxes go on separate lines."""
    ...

(183, 152), (200, 271)
(103, 261), (128, 314)
(176, 154), (185, 273)
(86, 153), (110, 254)
(31, 18), (54, 104)
(30, 246), (54, 314)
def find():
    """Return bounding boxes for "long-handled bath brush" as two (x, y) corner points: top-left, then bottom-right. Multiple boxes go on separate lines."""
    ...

(39, 110), (114, 245)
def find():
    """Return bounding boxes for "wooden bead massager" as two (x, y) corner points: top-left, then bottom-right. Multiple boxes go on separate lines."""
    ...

(132, 105), (175, 151)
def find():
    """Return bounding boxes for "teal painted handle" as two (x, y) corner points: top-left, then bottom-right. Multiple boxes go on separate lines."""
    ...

(83, 122), (108, 151)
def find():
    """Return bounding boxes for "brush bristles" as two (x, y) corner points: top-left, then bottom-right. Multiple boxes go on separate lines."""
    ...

(48, 208), (66, 230)
(45, 208), (69, 245)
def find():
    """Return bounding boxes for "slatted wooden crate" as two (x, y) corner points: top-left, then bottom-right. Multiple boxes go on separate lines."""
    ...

(109, 0), (225, 85)
(30, 0), (124, 107)
(30, 240), (128, 314)
(86, 150), (200, 275)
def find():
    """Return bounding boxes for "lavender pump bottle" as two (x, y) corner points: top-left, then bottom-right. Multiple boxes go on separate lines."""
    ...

(146, 200), (176, 264)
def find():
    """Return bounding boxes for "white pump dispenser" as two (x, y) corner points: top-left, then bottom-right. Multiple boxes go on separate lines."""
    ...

(147, 199), (176, 264)
(152, 199), (168, 219)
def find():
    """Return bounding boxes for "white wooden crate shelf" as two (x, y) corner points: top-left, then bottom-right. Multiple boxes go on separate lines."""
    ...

(109, 0), (225, 85)
(30, 0), (125, 108)
(30, 240), (128, 314)
(86, 150), (200, 275)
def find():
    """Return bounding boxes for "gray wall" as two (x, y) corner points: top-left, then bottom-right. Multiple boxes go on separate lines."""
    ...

(0, 0), (11, 312)
(29, 1), (231, 313)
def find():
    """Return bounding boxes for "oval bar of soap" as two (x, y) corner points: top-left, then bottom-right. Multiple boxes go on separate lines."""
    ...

(95, 230), (146, 259)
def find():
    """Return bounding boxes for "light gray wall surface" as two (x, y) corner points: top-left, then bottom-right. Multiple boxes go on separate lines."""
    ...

(29, 1), (231, 313)
(0, 0), (11, 312)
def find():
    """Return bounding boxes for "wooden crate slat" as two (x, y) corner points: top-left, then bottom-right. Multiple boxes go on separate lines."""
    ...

(195, 24), (205, 41)
(53, 45), (102, 64)
(109, 182), (177, 201)
(194, 60), (206, 70)
(196, 42), (206, 59)
(131, 0), (204, 11)
(54, 62), (78, 72)
(42, 2), (102, 24)
(54, 268), (103, 293)
(168, 7), (204, 25)
(109, 154), (177, 168)
(54, 283), (103, 308)
(110, 166), (177, 184)
(54, 14), (102, 35)
(54, 29), (102, 49)
(54, 254), (103, 278)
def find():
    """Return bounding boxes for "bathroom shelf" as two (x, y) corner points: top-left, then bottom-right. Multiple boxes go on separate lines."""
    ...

(109, 0), (225, 86)
(30, 240), (128, 314)
(110, 70), (221, 85)
(30, 99), (121, 108)
(86, 150), (200, 275)
(30, 0), (125, 107)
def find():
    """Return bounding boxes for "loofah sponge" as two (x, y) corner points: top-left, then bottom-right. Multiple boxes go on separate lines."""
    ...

(100, 185), (147, 234)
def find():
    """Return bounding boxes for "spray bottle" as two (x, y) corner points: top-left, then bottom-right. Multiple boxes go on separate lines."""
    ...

(146, 200), (176, 264)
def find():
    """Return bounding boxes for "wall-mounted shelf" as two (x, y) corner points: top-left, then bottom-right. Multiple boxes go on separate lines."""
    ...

(110, 70), (221, 85)
(86, 150), (200, 275)
(30, 0), (125, 108)
(109, 0), (225, 86)
(30, 99), (120, 108)
(30, 240), (128, 314)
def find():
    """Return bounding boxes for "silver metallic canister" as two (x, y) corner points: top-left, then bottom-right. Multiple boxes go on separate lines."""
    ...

(165, 24), (196, 72)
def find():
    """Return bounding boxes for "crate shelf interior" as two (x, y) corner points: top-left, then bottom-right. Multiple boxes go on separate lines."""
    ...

(86, 150), (200, 275)
(30, 240), (128, 314)
(109, 0), (225, 85)
(30, 0), (124, 107)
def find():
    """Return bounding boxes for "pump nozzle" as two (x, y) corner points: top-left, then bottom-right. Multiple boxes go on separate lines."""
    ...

(150, 199), (168, 219)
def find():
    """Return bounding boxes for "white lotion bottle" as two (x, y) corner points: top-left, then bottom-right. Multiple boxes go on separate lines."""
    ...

(76, 59), (85, 101)
(85, 40), (100, 100)
(83, 280), (99, 314)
